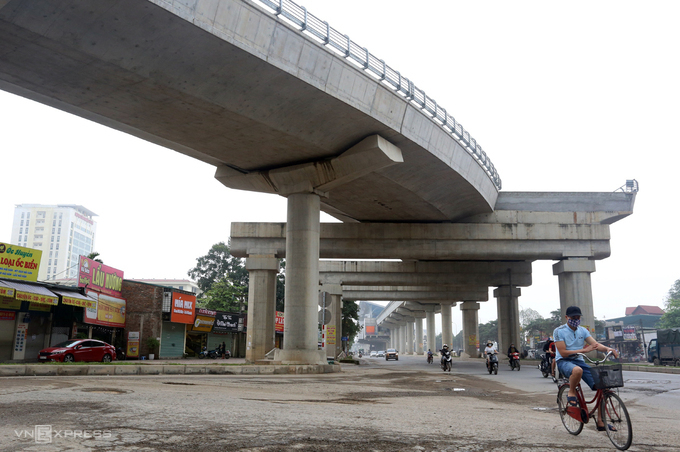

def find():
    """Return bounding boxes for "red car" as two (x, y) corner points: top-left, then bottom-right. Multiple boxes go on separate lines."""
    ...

(38, 339), (117, 363)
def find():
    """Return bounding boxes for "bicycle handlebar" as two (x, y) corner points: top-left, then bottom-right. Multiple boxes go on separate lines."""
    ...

(573, 350), (615, 365)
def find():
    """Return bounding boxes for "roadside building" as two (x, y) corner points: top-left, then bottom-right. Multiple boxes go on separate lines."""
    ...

(10, 204), (97, 282)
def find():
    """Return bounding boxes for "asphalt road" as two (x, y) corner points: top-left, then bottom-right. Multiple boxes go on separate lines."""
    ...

(1, 355), (679, 451)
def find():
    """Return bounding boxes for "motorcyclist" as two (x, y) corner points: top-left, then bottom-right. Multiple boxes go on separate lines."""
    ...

(543, 337), (557, 378)
(440, 344), (451, 364)
(507, 343), (520, 367)
(483, 341), (497, 368)
(427, 348), (433, 363)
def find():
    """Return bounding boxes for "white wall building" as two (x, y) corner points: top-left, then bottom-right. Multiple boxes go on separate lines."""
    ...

(128, 279), (200, 295)
(10, 204), (97, 282)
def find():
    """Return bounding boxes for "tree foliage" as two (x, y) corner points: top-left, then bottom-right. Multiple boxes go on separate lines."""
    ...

(478, 319), (498, 345)
(342, 300), (361, 347)
(188, 242), (250, 311)
(523, 309), (562, 343)
(201, 278), (247, 312)
(86, 252), (103, 263)
(659, 279), (680, 328)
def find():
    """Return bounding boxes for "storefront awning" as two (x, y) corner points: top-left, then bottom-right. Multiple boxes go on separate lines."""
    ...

(0, 280), (16, 297)
(52, 290), (97, 309)
(1, 280), (58, 305)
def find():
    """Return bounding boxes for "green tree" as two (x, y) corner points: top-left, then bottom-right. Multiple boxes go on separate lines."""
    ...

(659, 279), (680, 328)
(342, 300), (361, 348)
(188, 242), (247, 293)
(86, 252), (103, 263)
(478, 320), (498, 345)
(200, 277), (247, 312)
(188, 242), (250, 311)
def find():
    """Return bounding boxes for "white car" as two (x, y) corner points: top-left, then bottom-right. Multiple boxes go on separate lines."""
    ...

(377, 350), (385, 357)
(369, 351), (378, 357)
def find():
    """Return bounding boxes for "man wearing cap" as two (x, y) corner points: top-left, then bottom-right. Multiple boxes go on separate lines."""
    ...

(554, 305), (618, 431)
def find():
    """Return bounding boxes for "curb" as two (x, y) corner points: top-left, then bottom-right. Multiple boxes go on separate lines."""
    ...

(0, 363), (341, 377)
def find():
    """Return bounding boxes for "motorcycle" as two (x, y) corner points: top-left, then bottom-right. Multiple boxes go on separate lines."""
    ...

(509, 352), (521, 371)
(440, 350), (452, 372)
(198, 347), (218, 359)
(486, 352), (498, 375)
(427, 353), (433, 364)
(115, 347), (126, 361)
(358, 352), (363, 358)
(538, 353), (559, 381)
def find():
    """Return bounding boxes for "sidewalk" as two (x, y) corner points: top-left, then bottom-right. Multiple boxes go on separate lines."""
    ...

(0, 357), (341, 377)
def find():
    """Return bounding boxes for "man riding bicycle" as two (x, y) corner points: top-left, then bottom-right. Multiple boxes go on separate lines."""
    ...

(553, 305), (619, 431)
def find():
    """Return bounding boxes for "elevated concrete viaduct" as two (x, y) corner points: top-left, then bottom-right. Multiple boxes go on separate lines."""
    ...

(233, 191), (635, 361)
(0, 0), (637, 364)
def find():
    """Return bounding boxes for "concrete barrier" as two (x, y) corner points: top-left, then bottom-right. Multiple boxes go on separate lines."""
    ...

(88, 365), (115, 376)
(139, 365), (163, 375)
(114, 366), (140, 376)
(57, 366), (89, 376)
(0, 363), (341, 377)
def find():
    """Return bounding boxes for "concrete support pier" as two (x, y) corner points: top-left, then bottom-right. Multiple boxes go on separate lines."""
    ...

(494, 286), (522, 356)
(415, 319), (424, 354)
(440, 302), (453, 349)
(426, 311), (436, 354)
(245, 255), (279, 363)
(275, 193), (326, 364)
(320, 284), (342, 360)
(553, 258), (597, 335)
(461, 301), (480, 358)
(406, 321), (414, 354)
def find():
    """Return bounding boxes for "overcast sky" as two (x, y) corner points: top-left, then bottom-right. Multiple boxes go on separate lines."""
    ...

(1, 0), (678, 332)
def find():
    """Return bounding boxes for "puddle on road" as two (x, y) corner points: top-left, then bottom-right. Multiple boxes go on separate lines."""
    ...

(79, 388), (129, 395)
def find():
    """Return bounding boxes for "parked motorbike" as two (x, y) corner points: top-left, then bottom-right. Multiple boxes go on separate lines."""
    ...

(427, 353), (433, 364)
(198, 347), (218, 359)
(440, 350), (452, 372)
(509, 352), (521, 371)
(115, 347), (126, 361)
(486, 352), (498, 375)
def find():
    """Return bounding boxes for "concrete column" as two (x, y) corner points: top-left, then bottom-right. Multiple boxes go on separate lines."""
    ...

(461, 301), (480, 358)
(275, 193), (326, 364)
(399, 324), (406, 353)
(553, 258), (597, 336)
(440, 302), (453, 349)
(319, 284), (343, 359)
(415, 319), (424, 354)
(406, 321), (414, 354)
(245, 255), (279, 363)
(494, 286), (522, 357)
(426, 310), (435, 354)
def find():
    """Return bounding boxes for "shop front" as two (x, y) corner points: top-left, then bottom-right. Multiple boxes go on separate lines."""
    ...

(78, 256), (126, 346)
(211, 312), (244, 357)
(160, 291), (196, 358)
(0, 279), (58, 361)
(186, 308), (216, 356)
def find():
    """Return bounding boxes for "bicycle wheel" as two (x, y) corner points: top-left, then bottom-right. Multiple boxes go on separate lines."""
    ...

(600, 392), (633, 450)
(557, 385), (583, 435)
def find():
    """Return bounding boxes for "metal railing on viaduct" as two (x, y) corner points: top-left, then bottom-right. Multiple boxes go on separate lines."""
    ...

(252, 0), (502, 190)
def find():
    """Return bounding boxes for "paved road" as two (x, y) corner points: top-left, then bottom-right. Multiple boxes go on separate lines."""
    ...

(1, 355), (679, 451)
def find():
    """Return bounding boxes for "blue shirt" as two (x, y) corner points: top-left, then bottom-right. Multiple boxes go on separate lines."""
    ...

(553, 323), (591, 362)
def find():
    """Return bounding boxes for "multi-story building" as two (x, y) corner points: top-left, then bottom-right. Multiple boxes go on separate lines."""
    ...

(10, 204), (97, 282)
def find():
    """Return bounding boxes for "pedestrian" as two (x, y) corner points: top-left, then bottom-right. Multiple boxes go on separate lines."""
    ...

(221, 341), (227, 359)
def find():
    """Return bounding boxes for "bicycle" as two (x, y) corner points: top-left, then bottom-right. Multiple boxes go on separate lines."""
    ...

(556, 351), (632, 450)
